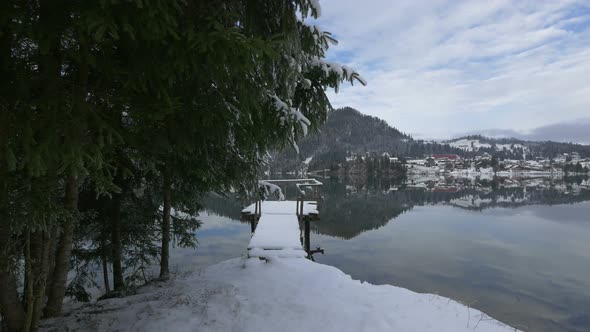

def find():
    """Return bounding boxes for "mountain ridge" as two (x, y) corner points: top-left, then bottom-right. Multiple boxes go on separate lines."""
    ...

(269, 107), (590, 173)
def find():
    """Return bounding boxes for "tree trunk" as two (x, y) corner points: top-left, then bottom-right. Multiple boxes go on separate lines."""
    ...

(23, 230), (49, 332)
(101, 231), (110, 294)
(43, 0), (86, 315)
(24, 232), (34, 332)
(38, 0), (62, 298)
(30, 231), (50, 331)
(159, 177), (172, 280)
(102, 255), (110, 294)
(0, 6), (25, 330)
(0, 227), (25, 332)
(43, 225), (58, 302)
(44, 175), (78, 317)
(110, 194), (124, 290)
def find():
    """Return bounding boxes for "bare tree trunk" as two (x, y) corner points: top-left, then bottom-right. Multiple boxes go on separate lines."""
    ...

(44, 175), (78, 317)
(159, 177), (172, 280)
(110, 194), (124, 290)
(0, 227), (25, 332)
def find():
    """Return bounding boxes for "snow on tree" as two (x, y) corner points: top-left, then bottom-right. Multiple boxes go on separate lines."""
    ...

(0, 1), (365, 329)
(259, 181), (286, 201)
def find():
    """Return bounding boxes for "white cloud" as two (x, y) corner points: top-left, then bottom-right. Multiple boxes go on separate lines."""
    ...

(314, 0), (590, 141)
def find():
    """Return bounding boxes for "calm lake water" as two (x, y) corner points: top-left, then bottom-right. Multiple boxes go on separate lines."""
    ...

(185, 176), (590, 332)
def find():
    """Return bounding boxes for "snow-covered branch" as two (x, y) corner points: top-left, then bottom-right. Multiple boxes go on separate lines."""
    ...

(310, 57), (367, 91)
(259, 180), (285, 200)
(269, 93), (311, 136)
(309, 0), (322, 18)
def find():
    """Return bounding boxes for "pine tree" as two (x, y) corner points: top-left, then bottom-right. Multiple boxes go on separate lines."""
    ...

(1, 1), (365, 328)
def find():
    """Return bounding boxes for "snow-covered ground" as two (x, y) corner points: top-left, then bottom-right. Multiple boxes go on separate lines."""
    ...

(449, 167), (494, 180)
(41, 257), (518, 332)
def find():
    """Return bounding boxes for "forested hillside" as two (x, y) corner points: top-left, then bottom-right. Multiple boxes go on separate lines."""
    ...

(270, 107), (464, 172)
(270, 109), (590, 173)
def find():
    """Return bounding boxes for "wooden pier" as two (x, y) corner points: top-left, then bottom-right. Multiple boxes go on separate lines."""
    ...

(241, 179), (322, 259)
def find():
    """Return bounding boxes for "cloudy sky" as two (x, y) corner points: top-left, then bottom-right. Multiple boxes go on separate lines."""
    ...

(315, 0), (590, 143)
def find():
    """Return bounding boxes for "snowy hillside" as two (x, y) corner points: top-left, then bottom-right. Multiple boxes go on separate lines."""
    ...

(41, 257), (518, 332)
(443, 135), (590, 160)
(448, 138), (492, 151)
(447, 138), (526, 153)
(270, 107), (463, 172)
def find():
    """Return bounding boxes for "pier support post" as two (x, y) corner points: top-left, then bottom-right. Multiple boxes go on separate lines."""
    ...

(304, 218), (310, 255)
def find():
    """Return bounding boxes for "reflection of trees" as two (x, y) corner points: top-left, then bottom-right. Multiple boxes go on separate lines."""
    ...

(314, 179), (475, 239)
(447, 176), (590, 211)
(314, 181), (412, 239)
(313, 176), (590, 239)
(203, 176), (590, 240)
(201, 193), (244, 221)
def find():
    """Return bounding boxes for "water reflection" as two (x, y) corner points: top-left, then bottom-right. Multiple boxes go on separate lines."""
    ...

(313, 175), (590, 240)
(202, 175), (590, 332)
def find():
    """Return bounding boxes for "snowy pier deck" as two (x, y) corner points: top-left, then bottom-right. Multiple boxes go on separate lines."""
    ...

(241, 200), (319, 259)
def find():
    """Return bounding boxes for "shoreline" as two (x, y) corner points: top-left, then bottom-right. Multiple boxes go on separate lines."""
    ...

(41, 256), (519, 332)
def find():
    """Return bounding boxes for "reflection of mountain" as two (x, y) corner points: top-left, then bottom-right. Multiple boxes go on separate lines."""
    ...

(314, 179), (498, 239)
(314, 181), (413, 239)
(312, 176), (590, 239)
(446, 186), (590, 211)
(441, 177), (590, 211)
(202, 176), (590, 240)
